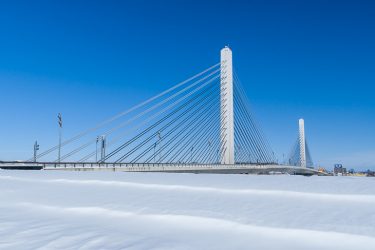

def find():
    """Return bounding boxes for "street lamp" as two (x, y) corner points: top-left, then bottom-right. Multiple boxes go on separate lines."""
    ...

(33, 141), (39, 162)
(57, 113), (62, 163)
(96, 136), (99, 162)
(100, 135), (106, 162)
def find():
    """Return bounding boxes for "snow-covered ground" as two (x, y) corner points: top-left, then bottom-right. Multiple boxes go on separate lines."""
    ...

(0, 171), (374, 250)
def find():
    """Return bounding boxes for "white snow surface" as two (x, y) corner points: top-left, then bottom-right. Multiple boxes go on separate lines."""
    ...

(0, 171), (374, 250)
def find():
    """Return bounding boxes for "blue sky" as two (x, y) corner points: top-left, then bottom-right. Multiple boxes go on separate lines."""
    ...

(0, 0), (374, 170)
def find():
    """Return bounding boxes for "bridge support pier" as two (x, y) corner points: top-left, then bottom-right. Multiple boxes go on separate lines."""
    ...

(299, 119), (306, 168)
(220, 47), (235, 164)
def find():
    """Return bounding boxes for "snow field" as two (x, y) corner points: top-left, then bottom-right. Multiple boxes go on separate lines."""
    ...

(0, 171), (374, 249)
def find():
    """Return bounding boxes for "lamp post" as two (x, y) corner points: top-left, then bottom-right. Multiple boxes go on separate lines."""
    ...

(100, 135), (106, 162)
(57, 113), (62, 163)
(33, 141), (39, 162)
(96, 136), (99, 162)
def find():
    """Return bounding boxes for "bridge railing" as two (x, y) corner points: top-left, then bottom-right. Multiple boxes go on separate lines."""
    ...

(42, 162), (288, 171)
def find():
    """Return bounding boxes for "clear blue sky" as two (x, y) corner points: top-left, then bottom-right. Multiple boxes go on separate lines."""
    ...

(0, 0), (374, 170)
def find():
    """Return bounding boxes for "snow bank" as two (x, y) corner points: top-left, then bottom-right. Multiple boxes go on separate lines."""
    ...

(0, 171), (374, 249)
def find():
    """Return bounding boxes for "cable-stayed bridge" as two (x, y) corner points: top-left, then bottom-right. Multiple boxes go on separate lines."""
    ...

(0, 47), (323, 175)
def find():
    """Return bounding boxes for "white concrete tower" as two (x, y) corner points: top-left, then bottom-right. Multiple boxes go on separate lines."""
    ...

(299, 118), (306, 168)
(220, 46), (235, 164)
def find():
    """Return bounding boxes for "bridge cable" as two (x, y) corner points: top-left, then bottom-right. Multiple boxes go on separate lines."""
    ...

(110, 81), (219, 162)
(129, 86), (220, 163)
(234, 88), (269, 163)
(233, 75), (275, 163)
(233, 70), (276, 162)
(62, 71), (220, 162)
(29, 63), (220, 161)
(78, 74), (220, 162)
(144, 94), (220, 163)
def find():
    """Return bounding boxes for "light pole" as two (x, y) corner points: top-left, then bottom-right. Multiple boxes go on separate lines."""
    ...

(33, 141), (39, 162)
(100, 135), (106, 162)
(96, 136), (99, 162)
(57, 113), (62, 163)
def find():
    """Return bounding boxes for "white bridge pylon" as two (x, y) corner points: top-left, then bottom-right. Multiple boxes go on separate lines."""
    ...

(287, 119), (314, 168)
(220, 47), (235, 165)
(299, 118), (306, 168)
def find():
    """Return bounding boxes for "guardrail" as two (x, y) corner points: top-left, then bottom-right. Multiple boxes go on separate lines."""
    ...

(0, 161), (324, 175)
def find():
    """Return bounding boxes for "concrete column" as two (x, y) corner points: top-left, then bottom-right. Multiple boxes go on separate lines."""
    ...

(299, 119), (306, 168)
(220, 47), (235, 164)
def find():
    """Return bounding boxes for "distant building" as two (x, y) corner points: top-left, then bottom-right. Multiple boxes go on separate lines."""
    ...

(334, 164), (347, 176)
(367, 170), (375, 177)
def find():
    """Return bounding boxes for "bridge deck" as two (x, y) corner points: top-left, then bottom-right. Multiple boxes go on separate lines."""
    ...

(0, 162), (326, 175)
